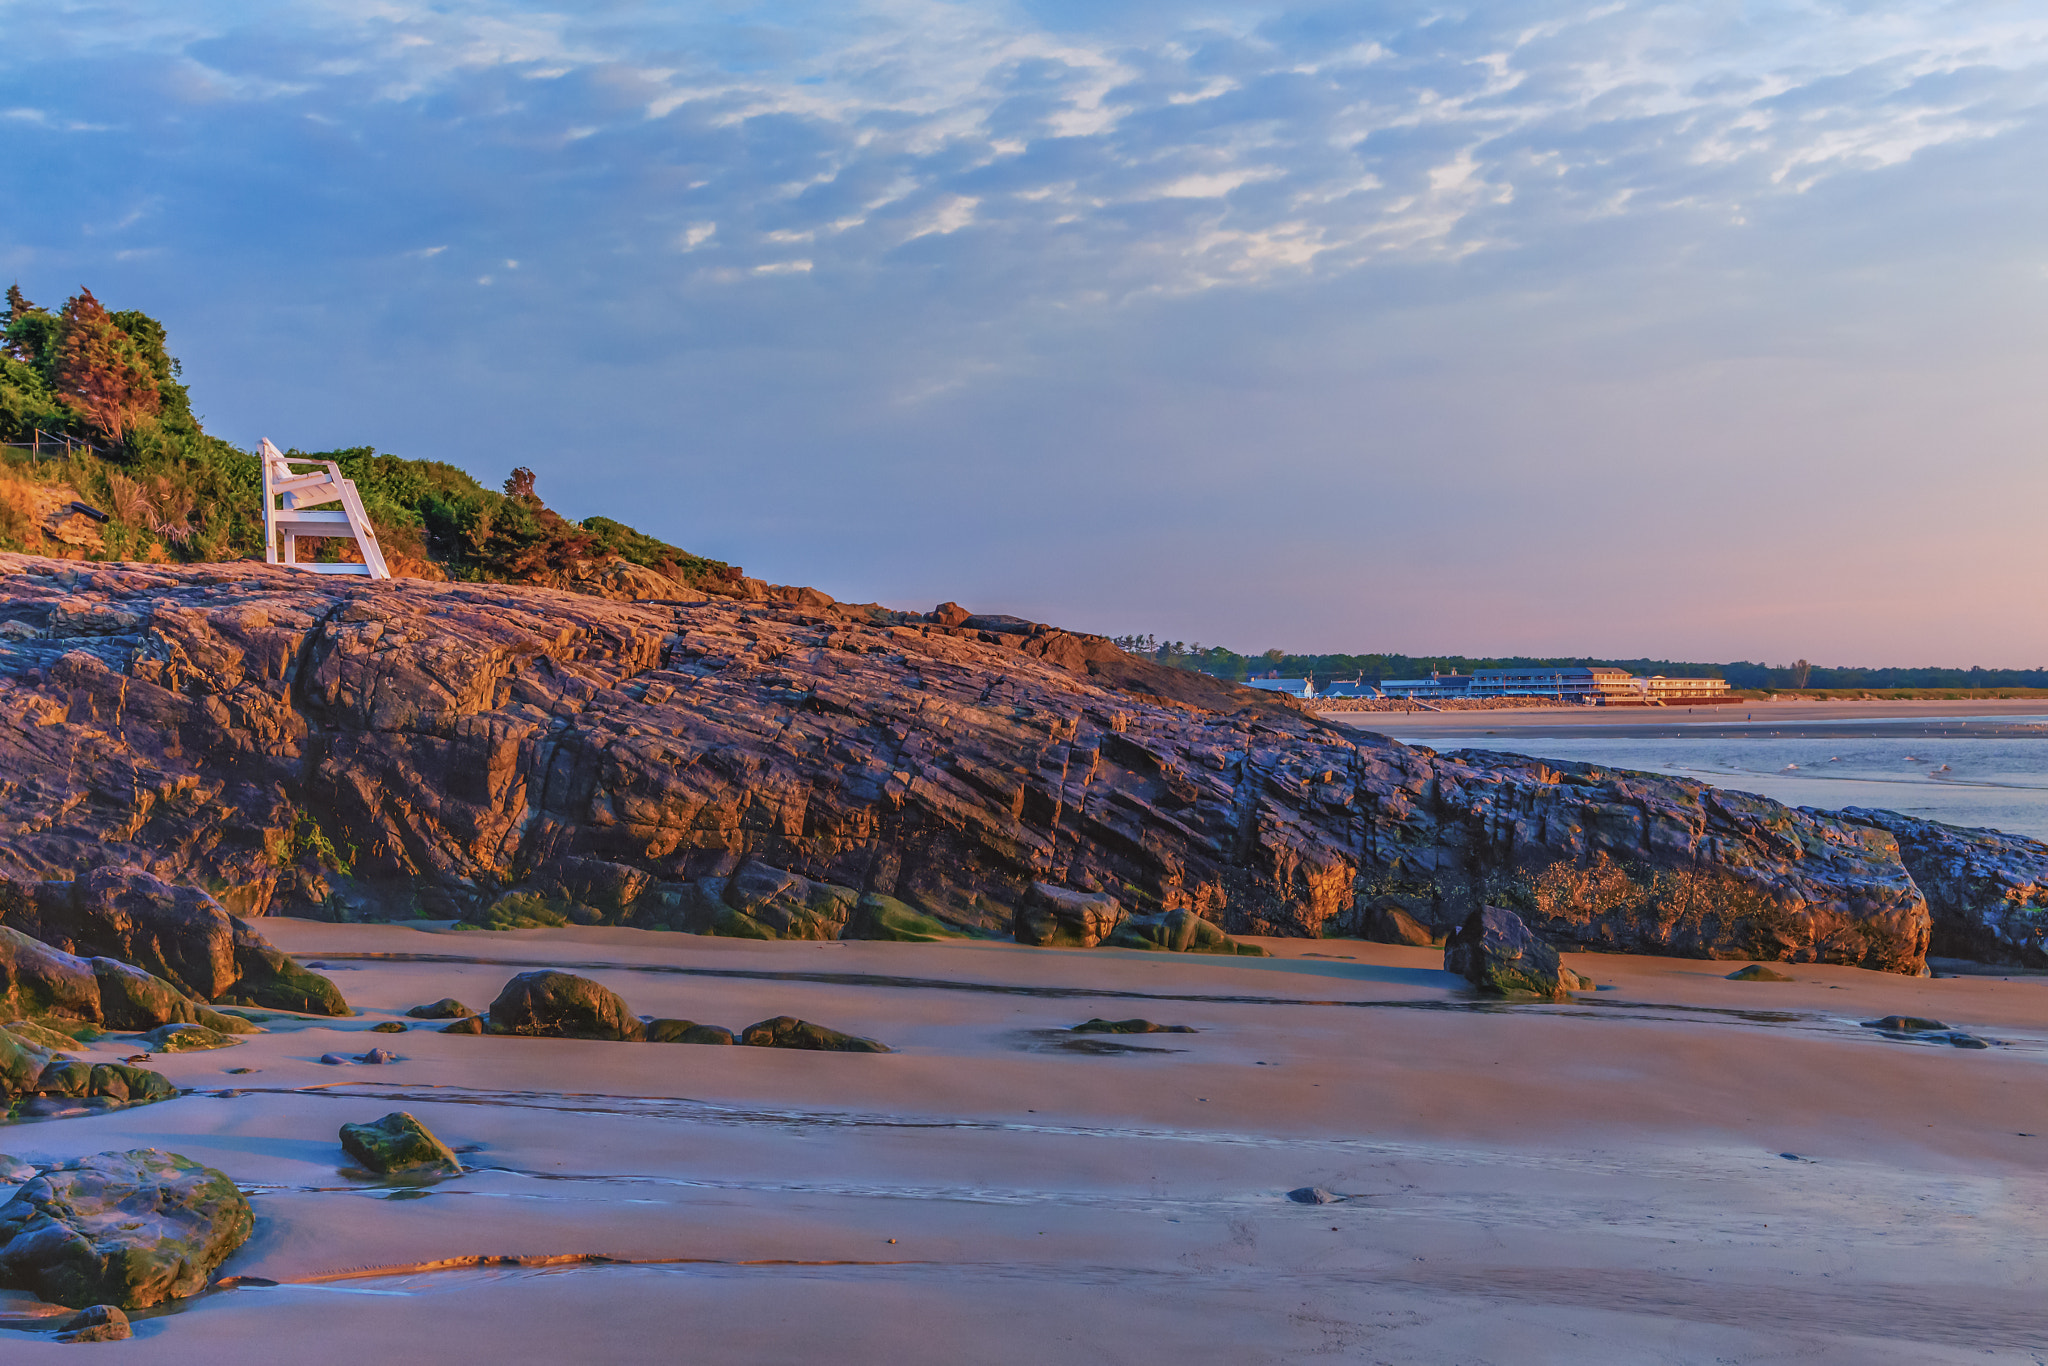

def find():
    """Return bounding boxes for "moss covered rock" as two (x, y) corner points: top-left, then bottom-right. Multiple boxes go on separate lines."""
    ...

(0, 1149), (253, 1309)
(3, 1019), (80, 1052)
(405, 998), (476, 1020)
(644, 1019), (735, 1045)
(1070, 1018), (1197, 1034)
(842, 895), (960, 943)
(1444, 905), (1572, 1000)
(739, 1016), (890, 1053)
(143, 1023), (236, 1052)
(1013, 884), (1124, 948)
(1105, 909), (1267, 956)
(439, 1015), (484, 1035)
(56, 1304), (131, 1342)
(0, 928), (100, 1024)
(486, 970), (643, 1040)
(339, 1112), (461, 1175)
(92, 958), (199, 1031)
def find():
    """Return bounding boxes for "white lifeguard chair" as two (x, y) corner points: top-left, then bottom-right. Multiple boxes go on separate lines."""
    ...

(260, 439), (389, 579)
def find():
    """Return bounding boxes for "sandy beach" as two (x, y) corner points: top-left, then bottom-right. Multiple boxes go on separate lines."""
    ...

(4, 920), (2044, 1363)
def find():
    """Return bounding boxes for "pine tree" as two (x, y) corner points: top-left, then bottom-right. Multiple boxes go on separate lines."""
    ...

(3, 284), (57, 370)
(53, 287), (161, 440)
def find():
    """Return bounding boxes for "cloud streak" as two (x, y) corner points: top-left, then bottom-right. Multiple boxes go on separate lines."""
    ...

(3, 0), (2047, 661)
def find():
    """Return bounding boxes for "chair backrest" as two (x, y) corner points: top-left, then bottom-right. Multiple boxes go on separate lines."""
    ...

(259, 438), (390, 579)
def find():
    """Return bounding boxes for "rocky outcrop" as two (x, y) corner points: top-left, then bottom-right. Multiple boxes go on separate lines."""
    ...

(1838, 808), (2048, 966)
(339, 1112), (461, 1175)
(0, 1149), (252, 1309)
(0, 555), (1958, 973)
(0, 867), (345, 1016)
(485, 970), (642, 1040)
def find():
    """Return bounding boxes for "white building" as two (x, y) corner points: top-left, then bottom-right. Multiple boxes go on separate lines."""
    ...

(1246, 677), (1316, 698)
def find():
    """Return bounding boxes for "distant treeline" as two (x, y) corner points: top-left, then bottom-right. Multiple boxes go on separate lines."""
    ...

(1109, 637), (2048, 692)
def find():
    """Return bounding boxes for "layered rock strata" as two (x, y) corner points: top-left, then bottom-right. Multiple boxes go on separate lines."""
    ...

(0, 554), (1953, 972)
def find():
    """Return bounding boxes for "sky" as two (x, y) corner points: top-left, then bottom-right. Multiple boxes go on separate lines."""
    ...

(3, 0), (2046, 665)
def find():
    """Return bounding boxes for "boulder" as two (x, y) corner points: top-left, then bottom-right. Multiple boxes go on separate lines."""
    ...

(1444, 906), (1575, 1001)
(1356, 896), (1437, 947)
(0, 1149), (253, 1309)
(739, 1016), (890, 1053)
(485, 971), (643, 1040)
(0, 1155), (34, 1182)
(1014, 884), (1124, 948)
(644, 1019), (736, 1045)
(3, 867), (346, 1016)
(55, 1304), (131, 1343)
(439, 1016), (484, 1035)
(369, 1021), (406, 1033)
(405, 998), (476, 1020)
(1104, 908), (1266, 955)
(339, 1112), (461, 1175)
(92, 958), (200, 1031)
(1727, 964), (1794, 982)
(0, 928), (100, 1024)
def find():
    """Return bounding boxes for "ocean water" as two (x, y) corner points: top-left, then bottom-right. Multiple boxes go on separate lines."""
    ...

(1414, 715), (2048, 843)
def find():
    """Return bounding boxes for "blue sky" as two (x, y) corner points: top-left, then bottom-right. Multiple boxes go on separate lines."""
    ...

(4, 0), (2046, 663)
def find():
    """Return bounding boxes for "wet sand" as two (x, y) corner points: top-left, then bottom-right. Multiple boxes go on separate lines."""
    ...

(5, 922), (2047, 1363)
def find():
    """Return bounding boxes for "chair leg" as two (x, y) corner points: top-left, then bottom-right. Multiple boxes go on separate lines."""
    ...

(283, 532), (296, 566)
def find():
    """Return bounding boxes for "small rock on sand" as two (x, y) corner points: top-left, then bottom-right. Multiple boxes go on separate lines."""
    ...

(369, 1021), (407, 1033)
(55, 1304), (130, 1343)
(439, 1017), (484, 1035)
(339, 1112), (462, 1175)
(740, 1016), (890, 1052)
(1287, 1187), (1342, 1205)
(1070, 1019), (1197, 1035)
(644, 1019), (736, 1045)
(1727, 964), (1794, 982)
(406, 998), (478, 1020)
(1864, 1016), (1947, 1032)
(317, 1053), (352, 1066)
(356, 1048), (397, 1065)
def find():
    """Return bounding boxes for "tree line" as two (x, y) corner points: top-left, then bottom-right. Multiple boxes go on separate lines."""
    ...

(1109, 638), (2048, 692)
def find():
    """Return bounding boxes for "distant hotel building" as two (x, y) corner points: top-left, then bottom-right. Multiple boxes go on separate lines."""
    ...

(1374, 667), (1730, 705)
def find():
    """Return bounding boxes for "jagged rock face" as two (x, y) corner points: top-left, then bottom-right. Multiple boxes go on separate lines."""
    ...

(1839, 807), (2048, 966)
(0, 555), (1935, 970)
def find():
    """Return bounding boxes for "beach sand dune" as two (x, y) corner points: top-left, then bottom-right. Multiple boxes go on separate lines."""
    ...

(4, 922), (2044, 1363)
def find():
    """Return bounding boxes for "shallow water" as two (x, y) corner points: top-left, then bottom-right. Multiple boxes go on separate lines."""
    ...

(1426, 715), (2048, 841)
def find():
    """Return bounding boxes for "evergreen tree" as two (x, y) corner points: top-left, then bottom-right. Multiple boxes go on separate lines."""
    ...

(53, 287), (161, 440)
